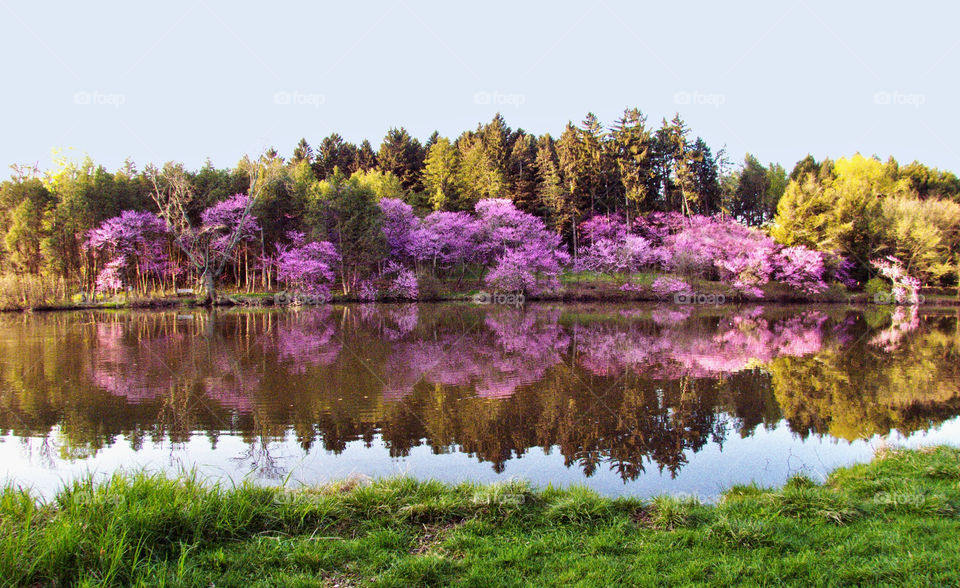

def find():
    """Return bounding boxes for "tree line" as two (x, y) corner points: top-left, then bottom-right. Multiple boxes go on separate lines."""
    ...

(2, 109), (958, 298)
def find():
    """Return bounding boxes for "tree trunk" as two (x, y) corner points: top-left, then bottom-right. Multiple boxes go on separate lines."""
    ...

(201, 269), (216, 305)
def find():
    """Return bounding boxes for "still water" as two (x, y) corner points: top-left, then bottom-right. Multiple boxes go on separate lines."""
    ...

(1, 303), (958, 499)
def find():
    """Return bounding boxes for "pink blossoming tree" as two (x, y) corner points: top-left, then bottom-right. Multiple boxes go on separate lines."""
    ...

(273, 231), (340, 300)
(85, 210), (171, 294)
(872, 256), (922, 304)
(147, 158), (277, 302)
(476, 199), (570, 294)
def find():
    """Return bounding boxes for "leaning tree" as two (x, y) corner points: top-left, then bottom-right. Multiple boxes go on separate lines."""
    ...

(146, 155), (280, 303)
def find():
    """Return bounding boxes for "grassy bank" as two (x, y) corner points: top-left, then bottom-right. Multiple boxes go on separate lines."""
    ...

(2, 447), (959, 586)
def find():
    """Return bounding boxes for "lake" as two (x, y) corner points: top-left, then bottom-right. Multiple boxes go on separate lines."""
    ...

(1, 302), (958, 499)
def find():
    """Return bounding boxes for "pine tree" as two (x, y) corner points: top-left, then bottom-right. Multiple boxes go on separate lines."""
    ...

(456, 130), (506, 206)
(576, 113), (611, 215)
(506, 132), (539, 213)
(551, 127), (584, 247)
(655, 115), (697, 215)
(789, 155), (820, 182)
(313, 134), (358, 179)
(480, 113), (511, 171)
(291, 138), (313, 164)
(424, 130), (440, 151)
(377, 128), (425, 191)
(610, 108), (654, 223)
(356, 140), (378, 172)
(422, 137), (462, 210)
(733, 154), (770, 226)
(689, 137), (722, 216)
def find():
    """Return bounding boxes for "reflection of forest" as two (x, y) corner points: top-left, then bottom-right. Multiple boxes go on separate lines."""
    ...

(1, 304), (958, 479)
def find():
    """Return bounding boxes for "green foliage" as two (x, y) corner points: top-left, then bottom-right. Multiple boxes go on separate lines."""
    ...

(0, 178), (56, 274)
(610, 108), (655, 221)
(456, 119), (508, 206)
(899, 160), (960, 200)
(377, 127), (425, 191)
(863, 276), (888, 296)
(421, 137), (462, 210)
(773, 153), (960, 284)
(880, 196), (960, 281)
(350, 168), (406, 202)
(505, 132), (539, 214)
(307, 173), (386, 293)
(313, 133), (358, 179)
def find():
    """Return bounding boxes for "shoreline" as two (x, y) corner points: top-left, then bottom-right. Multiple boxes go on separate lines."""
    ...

(10, 288), (960, 313)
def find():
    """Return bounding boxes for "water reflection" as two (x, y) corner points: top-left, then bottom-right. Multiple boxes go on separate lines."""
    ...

(1, 304), (958, 491)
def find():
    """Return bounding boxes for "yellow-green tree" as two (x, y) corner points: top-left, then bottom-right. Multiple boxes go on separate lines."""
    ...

(422, 137), (462, 210)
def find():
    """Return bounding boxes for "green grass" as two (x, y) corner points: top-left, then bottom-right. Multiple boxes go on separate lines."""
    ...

(2, 447), (960, 586)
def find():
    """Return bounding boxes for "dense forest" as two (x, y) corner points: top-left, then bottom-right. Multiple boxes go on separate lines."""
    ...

(2, 109), (959, 305)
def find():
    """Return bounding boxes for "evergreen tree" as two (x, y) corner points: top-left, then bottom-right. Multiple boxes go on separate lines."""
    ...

(424, 130), (441, 151)
(377, 127), (424, 191)
(789, 155), (820, 181)
(291, 138), (313, 164)
(732, 154), (770, 226)
(554, 125), (586, 246)
(422, 137), (462, 210)
(456, 130), (506, 205)
(610, 108), (654, 223)
(658, 115), (698, 216)
(480, 113), (511, 171)
(313, 134), (358, 179)
(765, 162), (788, 221)
(506, 132), (539, 213)
(0, 178), (55, 274)
(575, 113), (617, 215)
(356, 140), (378, 172)
(689, 137), (722, 215)
(535, 135), (570, 237)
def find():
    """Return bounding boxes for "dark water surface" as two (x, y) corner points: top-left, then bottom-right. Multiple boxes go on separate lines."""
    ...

(1, 303), (958, 498)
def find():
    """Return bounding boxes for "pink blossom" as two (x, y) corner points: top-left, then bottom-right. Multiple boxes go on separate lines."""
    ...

(476, 199), (569, 294)
(415, 211), (483, 266)
(199, 194), (261, 255)
(95, 257), (125, 292)
(379, 198), (420, 260)
(650, 277), (693, 298)
(773, 246), (828, 294)
(86, 210), (172, 289)
(579, 213), (627, 244)
(871, 256), (922, 305)
(274, 232), (340, 299)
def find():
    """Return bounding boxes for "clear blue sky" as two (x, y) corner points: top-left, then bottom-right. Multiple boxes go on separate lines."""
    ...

(2, 0), (957, 174)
